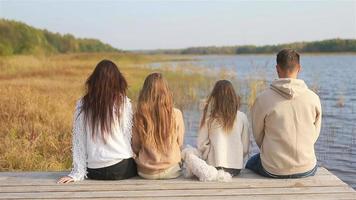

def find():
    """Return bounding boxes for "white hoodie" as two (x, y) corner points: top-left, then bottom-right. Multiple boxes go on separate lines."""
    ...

(251, 78), (322, 175)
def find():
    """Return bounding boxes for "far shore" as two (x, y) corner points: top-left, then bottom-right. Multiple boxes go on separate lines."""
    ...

(141, 52), (356, 57)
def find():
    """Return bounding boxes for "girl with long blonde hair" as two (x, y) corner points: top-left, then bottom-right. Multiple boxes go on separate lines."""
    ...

(132, 73), (185, 179)
(197, 80), (249, 176)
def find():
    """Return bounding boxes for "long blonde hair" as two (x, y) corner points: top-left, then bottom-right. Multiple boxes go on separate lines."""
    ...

(200, 80), (240, 132)
(133, 73), (175, 153)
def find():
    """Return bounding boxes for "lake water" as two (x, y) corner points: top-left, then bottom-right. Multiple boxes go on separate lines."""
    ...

(154, 54), (356, 189)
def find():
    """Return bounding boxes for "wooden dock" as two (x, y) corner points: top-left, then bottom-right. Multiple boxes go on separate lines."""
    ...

(0, 167), (354, 199)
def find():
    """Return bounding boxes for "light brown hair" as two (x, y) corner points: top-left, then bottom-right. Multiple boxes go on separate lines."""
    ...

(133, 73), (175, 153)
(200, 80), (240, 132)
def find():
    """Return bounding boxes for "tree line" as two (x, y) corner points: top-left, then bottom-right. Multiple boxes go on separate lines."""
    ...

(0, 19), (119, 56)
(145, 39), (356, 55)
(2, 18), (355, 56)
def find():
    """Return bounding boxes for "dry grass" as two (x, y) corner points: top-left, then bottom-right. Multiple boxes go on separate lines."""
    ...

(247, 79), (267, 108)
(0, 53), (215, 171)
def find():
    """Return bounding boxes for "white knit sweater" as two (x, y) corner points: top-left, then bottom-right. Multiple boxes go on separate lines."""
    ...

(67, 97), (134, 181)
(197, 111), (250, 169)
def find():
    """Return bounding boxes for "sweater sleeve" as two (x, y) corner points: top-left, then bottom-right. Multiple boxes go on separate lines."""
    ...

(197, 120), (210, 160)
(122, 98), (133, 143)
(251, 97), (265, 148)
(175, 109), (185, 148)
(68, 101), (88, 181)
(241, 113), (250, 159)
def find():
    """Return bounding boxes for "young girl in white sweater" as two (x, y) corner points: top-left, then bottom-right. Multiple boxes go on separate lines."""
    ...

(197, 80), (250, 176)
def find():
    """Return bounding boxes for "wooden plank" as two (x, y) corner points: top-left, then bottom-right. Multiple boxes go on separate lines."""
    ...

(37, 193), (356, 200)
(0, 167), (354, 200)
(0, 167), (332, 177)
(0, 168), (343, 187)
(0, 175), (345, 188)
(0, 186), (354, 199)
(0, 178), (348, 193)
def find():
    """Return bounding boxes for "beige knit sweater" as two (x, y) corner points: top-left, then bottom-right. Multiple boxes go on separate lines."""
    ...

(132, 108), (185, 174)
(197, 111), (250, 169)
(251, 78), (322, 175)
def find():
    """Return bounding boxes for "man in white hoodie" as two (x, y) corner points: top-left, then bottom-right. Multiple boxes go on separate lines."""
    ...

(246, 49), (322, 178)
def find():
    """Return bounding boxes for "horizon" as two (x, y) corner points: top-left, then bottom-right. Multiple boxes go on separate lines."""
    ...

(0, 1), (356, 50)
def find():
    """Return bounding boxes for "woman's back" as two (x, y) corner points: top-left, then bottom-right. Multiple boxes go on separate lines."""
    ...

(79, 97), (134, 168)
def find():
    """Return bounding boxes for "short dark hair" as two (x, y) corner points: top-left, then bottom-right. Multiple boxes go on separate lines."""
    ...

(276, 49), (300, 71)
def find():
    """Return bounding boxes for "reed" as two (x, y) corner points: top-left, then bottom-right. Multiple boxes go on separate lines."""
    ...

(336, 95), (345, 108)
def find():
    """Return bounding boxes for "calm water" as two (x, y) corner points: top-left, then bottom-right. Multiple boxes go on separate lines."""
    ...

(155, 54), (356, 188)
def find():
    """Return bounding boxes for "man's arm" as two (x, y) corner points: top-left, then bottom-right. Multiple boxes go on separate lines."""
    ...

(314, 97), (322, 141)
(251, 98), (265, 148)
(241, 113), (250, 159)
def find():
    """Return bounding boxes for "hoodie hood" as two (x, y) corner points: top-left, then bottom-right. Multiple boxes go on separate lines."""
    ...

(270, 78), (308, 99)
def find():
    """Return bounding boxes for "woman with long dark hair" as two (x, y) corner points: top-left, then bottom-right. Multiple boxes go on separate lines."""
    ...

(58, 60), (136, 183)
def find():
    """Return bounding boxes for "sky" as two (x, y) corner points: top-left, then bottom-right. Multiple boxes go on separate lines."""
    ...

(0, 0), (356, 50)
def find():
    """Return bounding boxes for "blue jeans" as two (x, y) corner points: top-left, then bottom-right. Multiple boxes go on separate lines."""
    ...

(245, 153), (317, 178)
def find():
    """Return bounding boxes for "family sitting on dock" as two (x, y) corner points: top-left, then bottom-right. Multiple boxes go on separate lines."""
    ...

(58, 49), (322, 183)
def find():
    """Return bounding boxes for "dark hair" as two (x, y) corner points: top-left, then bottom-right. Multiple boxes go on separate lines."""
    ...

(200, 80), (240, 132)
(82, 59), (128, 142)
(276, 49), (300, 71)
